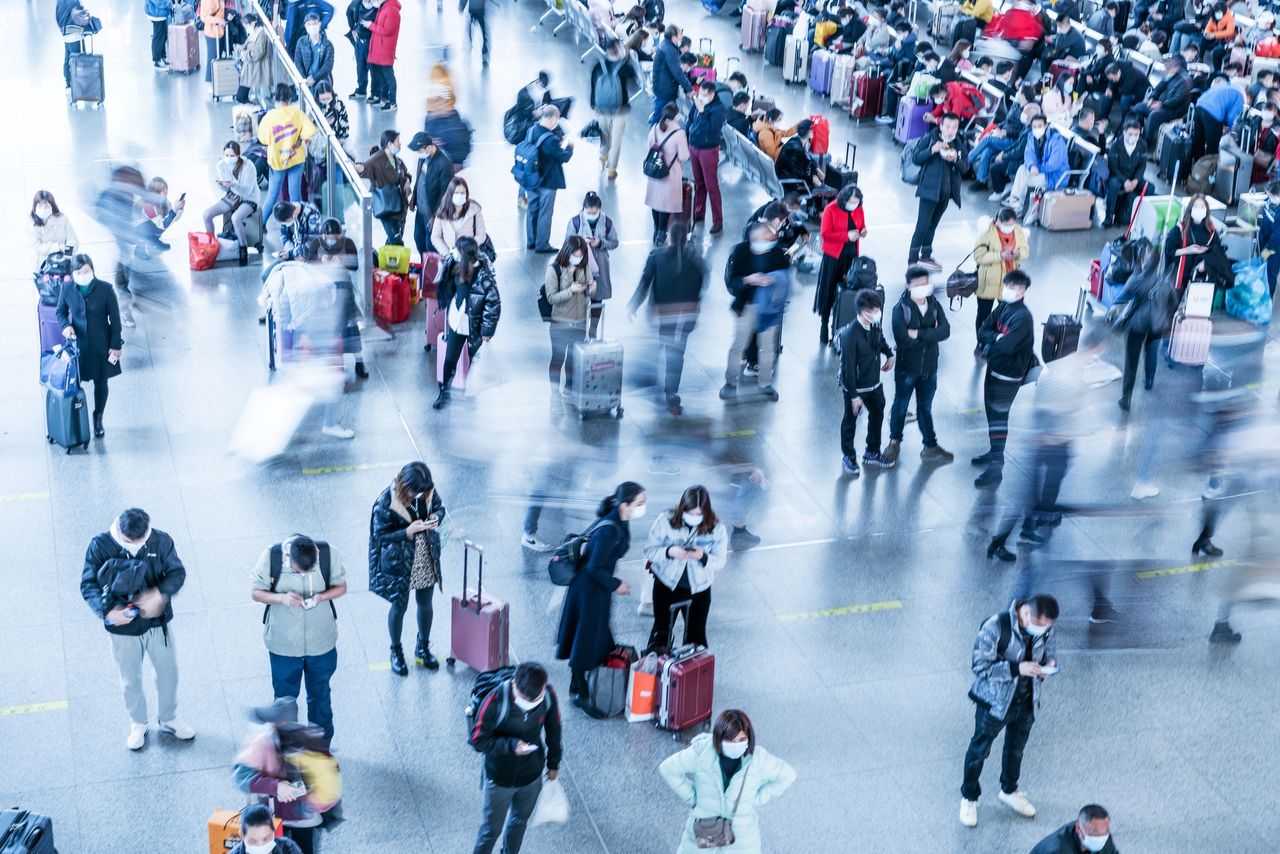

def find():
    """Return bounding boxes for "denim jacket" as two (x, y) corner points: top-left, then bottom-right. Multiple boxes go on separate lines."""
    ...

(642, 514), (728, 595)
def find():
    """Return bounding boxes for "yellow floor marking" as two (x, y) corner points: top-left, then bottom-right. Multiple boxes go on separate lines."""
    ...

(1136, 559), (1238, 580)
(0, 700), (68, 716)
(777, 599), (903, 623)
(0, 492), (50, 503)
(301, 461), (400, 476)
(369, 661), (391, 672)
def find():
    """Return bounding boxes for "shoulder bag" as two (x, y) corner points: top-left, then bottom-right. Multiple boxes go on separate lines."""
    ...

(692, 769), (747, 848)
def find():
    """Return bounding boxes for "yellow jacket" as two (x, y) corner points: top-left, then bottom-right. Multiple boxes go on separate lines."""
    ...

(257, 105), (318, 172)
(974, 221), (1030, 300)
(961, 0), (994, 24)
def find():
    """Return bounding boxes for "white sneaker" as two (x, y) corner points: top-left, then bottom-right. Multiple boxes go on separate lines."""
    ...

(521, 534), (553, 553)
(998, 789), (1036, 818)
(1130, 482), (1160, 500)
(127, 723), (147, 750)
(160, 718), (196, 740)
(321, 425), (355, 440)
(637, 601), (654, 617)
(987, 191), (1005, 202)
(959, 798), (978, 827)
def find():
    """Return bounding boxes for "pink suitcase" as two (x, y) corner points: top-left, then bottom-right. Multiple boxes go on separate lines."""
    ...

(168, 22), (200, 74)
(435, 331), (471, 389)
(424, 298), (445, 351)
(741, 5), (767, 52)
(38, 303), (63, 352)
(448, 541), (509, 672)
(1167, 312), (1212, 366)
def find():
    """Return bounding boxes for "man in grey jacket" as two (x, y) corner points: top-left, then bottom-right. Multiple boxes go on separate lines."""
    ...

(960, 595), (1059, 828)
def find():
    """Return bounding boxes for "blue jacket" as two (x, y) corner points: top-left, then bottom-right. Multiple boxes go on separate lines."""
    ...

(1023, 130), (1070, 190)
(145, 0), (173, 17)
(1260, 202), (1280, 257)
(686, 98), (725, 149)
(294, 34), (335, 88)
(652, 38), (691, 102)
(1197, 84), (1245, 127)
(533, 124), (573, 190)
(56, 0), (85, 30)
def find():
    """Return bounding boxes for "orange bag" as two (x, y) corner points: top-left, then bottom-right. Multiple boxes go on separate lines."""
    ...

(814, 20), (837, 46)
(625, 653), (660, 722)
(188, 231), (220, 271)
(207, 808), (282, 854)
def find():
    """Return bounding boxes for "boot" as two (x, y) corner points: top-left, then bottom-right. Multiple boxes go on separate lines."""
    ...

(355, 360), (369, 379)
(432, 388), (450, 410)
(92, 411), (105, 439)
(1192, 537), (1223, 558)
(415, 637), (439, 670)
(389, 644), (408, 676)
(1209, 620), (1242, 644)
(986, 540), (1016, 562)
(238, 245), (248, 267)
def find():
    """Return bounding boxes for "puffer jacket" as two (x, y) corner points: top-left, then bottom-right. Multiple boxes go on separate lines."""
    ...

(968, 600), (1056, 721)
(81, 528), (186, 636)
(145, 0), (173, 19)
(973, 221), (1030, 300)
(642, 514), (728, 594)
(436, 255), (501, 344)
(368, 485), (446, 609)
(544, 261), (595, 322)
(294, 34), (335, 89)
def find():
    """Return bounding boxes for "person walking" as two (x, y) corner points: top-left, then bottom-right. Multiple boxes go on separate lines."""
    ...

(908, 112), (968, 272)
(556, 482), (645, 717)
(369, 461), (445, 675)
(432, 236), (500, 408)
(721, 225), (790, 401)
(81, 507), (194, 750)
(644, 103), (690, 246)
(431, 175), (484, 258)
(198, 0), (226, 85)
(360, 129), (411, 243)
(469, 662), (562, 854)
(203, 141), (261, 266)
(463, 0), (493, 66)
(145, 0), (171, 69)
(409, 133), (455, 258)
(257, 84), (319, 223)
(366, 0), (401, 111)
(642, 486), (728, 652)
(659, 709), (796, 854)
(564, 191), (618, 338)
(960, 595), (1059, 828)
(590, 39), (642, 180)
(973, 269), (1035, 488)
(815, 185), (866, 346)
(687, 80), (726, 234)
(544, 236), (595, 405)
(836, 288), (895, 476)
(232, 700), (330, 854)
(525, 104), (575, 253)
(56, 254), (122, 439)
(250, 534), (348, 743)
(973, 207), (1030, 339)
(885, 265), (953, 465)
(1114, 246), (1173, 411)
(1030, 804), (1117, 853)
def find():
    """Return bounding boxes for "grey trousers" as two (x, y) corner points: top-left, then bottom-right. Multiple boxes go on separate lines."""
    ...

(473, 775), (542, 854)
(109, 626), (179, 725)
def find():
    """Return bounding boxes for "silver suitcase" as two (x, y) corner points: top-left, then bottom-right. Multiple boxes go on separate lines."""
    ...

(1212, 128), (1254, 206)
(782, 34), (808, 84)
(569, 314), (623, 419)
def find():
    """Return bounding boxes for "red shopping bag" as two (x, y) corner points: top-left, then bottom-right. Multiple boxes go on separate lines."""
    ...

(188, 231), (219, 271)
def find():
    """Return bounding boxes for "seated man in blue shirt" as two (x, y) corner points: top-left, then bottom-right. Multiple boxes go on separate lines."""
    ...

(1192, 74), (1246, 162)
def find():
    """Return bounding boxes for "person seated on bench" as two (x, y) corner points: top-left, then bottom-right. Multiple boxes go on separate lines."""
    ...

(727, 91), (754, 136)
(754, 109), (798, 160)
(775, 120), (828, 193)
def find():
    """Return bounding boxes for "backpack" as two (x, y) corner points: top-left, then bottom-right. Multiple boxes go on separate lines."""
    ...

(1186, 154), (1218, 195)
(512, 127), (553, 191)
(547, 518), (617, 586)
(502, 104), (530, 145)
(642, 129), (679, 179)
(97, 557), (150, 612)
(265, 539), (335, 623)
(724, 242), (745, 297)
(845, 256), (878, 291)
(594, 60), (625, 113)
(466, 666), (518, 745)
(900, 135), (929, 185)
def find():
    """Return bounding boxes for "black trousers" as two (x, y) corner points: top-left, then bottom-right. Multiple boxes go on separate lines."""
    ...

(387, 587), (435, 649)
(1139, 105), (1181, 148)
(993, 441), (1070, 544)
(841, 386), (885, 459)
(909, 197), (949, 262)
(961, 694), (1035, 800)
(652, 210), (671, 235)
(1121, 330), (1160, 400)
(87, 377), (110, 419)
(441, 329), (473, 389)
(354, 39), (370, 95)
(983, 374), (1021, 464)
(467, 7), (491, 60)
(975, 297), (995, 337)
(648, 579), (711, 652)
(1191, 106), (1225, 163)
(1105, 177), (1149, 226)
(150, 20), (168, 63)
(370, 63), (396, 104)
(657, 314), (696, 404)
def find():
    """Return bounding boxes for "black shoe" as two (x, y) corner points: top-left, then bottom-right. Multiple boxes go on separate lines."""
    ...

(1209, 620), (1242, 644)
(1192, 538), (1224, 557)
(1090, 599), (1120, 624)
(573, 696), (608, 719)
(971, 452), (993, 467)
(415, 637), (440, 670)
(92, 412), (105, 439)
(355, 361), (369, 379)
(1143, 379), (1154, 391)
(730, 527), (761, 550)
(1118, 396), (1130, 412)
(972, 179), (988, 191)
(389, 645), (408, 676)
(987, 542), (1016, 562)
(1018, 529), (1046, 545)
(432, 389), (450, 410)
(819, 326), (829, 346)
(238, 245), (248, 267)
(975, 467), (1003, 488)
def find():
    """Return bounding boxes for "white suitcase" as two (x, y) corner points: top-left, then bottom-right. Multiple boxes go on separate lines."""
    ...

(782, 34), (809, 83)
(830, 55), (856, 107)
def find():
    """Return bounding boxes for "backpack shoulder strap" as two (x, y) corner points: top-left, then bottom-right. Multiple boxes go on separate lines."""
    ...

(996, 611), (1013, 659)
(263, 544), (283, 624)
(316, 541), (337, 618)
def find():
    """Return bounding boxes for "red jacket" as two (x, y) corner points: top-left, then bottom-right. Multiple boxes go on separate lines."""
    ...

(368, 0), (402, 66)
(820, 200), (865, 258)
(984, 8), (1042, 42)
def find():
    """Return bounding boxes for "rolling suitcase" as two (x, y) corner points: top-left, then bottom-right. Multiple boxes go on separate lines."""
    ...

(765, 23), (790, 66)
(894, 97), (930, 144)
(782, 34), (809, 83)
(931, 2), (960, 43)
(833, 287), (860, 334)
(373, 269), (411, 324)
(448, 541), (510, 672)
(168, 22), (200, 74)
(69, 37), (105, 106)
(1040, 189), (1096, 231)
(45, 387), (91, 453)
(1157, 125), (1190, 182)
(655, 603), (715, 733)
(850, 71), (885, 121)
(0, 808), (55, 854)
(569, 320), (624, 419)
(824, 142), (858, 191)
(1166, 311), (1211, 366)
(741, 5), (767, 52)
(1041, 294), (1084, 363)
(211, 35), (238, 101)
(1212, 129), (1254, 206)
(37, 303), (63, 353)
(809, 48), (835, 95)
(830, 55), (856, 108)
(435, 331), (471, 389)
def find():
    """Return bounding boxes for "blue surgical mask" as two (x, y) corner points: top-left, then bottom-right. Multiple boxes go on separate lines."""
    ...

(1080, 833), (1110, 853)
(1025, 621), (1050, 637)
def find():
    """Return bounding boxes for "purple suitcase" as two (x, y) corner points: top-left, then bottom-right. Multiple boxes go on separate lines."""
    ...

(448, 541), (509, 672)
(741, 6), (767, 52)
(38, 303), (63, 352)
(809, 49), (835, 95)
(895, 98), (930, 145)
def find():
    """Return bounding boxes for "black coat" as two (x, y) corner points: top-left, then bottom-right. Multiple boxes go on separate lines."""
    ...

(556, 510), (629, 671)
(775, 137), (816, 185)
(413, 149), (455, 220)
(979, 300), (1035, 379)
(837, 320), (893, 394)
(913, 129), (968, 206)
(1163, 221), (1231, 288)
(891, 293), (951, 375)
(1029, 822), (1119, 854)
(56, 278), (122, 385)
(1107, 140), (1148, 182)
(81, 529), (186, 636)
(423, 111), (473, 167)
(630, 246), (707, 314)
(436, 256), (501, 347)
(368, 486), (447, 609)
(1151, 70), (1191, 116)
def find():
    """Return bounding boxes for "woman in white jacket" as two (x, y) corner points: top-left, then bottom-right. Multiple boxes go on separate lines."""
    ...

(642, 485), (727, 652)
(659, 710), (796, 854)
(31, 190), (78, 269)
(201, 140), (261, 265)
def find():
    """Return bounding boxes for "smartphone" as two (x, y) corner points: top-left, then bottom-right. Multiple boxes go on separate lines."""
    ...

(1040, 665), (1060, 676)
(178, 192), (187, 202)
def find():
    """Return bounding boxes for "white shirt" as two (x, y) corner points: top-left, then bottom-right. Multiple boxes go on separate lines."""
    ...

(447, 292), (470, 335)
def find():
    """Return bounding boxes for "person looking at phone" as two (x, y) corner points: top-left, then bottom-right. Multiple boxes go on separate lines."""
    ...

(251, 534), (348, 744)
(368, 461), (447, 676)
(960, 594), (1059, 829)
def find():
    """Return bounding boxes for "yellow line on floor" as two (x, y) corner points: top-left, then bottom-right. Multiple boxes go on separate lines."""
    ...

(715, 429), (758, 438)
(300, 461), (401, 476)
(1136, 559), (1238, 580)
(0, 492), (50, 503)
(369, 661), (391, 672)
(777, 599), (903, 623)
(0, 700), (68, 716)
(958, 407), (983, 415)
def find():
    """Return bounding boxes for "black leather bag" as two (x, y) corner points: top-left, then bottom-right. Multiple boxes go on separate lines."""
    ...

(372, 185), (404, 218)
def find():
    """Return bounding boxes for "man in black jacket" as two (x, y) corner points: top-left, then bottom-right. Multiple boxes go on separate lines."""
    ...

(836, 289), (895, 476)
(774, 119), (822, 188)
(408, 132), (454, 256)
(1029, 803), (1118, 853)
(650, 24), (693, 125)
(470, 662), (563, 854)
(1104, 119), (1149, 226)
(909, 113), (968, 271)
(1042, 15), (1087, 65)
(345, 0), (378, 100)
(974, 269), (1036, 487)
(688, 81), (727, 233)
(81, 507), (192, 751)
(885, 266), (954, 465)
(721, 225), (791, 400)
(1134, 55), (1191, 147)
(1099, 60), (1147, 125)
(726, 90), (754, 137)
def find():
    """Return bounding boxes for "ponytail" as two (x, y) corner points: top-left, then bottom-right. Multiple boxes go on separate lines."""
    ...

(597, 480), (645, 517)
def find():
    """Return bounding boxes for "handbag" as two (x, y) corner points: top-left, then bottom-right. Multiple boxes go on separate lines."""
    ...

(945, 250), (978, 310)
(643, 129), (679, 179)
(692, 772), (746, 849)
(372, 184), (404, 218)
(471, 217), (497, 262)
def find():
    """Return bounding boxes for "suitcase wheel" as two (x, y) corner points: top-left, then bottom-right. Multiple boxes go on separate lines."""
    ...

(47, 436), (54, 444)
(614, 406), (624, 419)
(446, 656), (456, 668)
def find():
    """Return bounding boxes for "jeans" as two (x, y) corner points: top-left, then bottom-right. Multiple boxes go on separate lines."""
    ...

(728, 472), (765, 529)
(109, 626), (179, 725)
(203, 35), (220, 81)
(379, 213), (405, 244)
(689, 146), (723, 226)
(649, 96), (674, 126)
(203, 198), (255, 246)
(354, 39), (370, 94)
(1122, 330), (1160, 400)
(993, 441), (1070, 543)
(548, 320), (585, 388)
(909, 198), (949, 262)
(63, 40), (82, 87)
(961, 694), (1035, 800)
(889, 371), (938, 445)
(387, 587), (435, 649)
(268, 647), (338, 742)
(982, 374), (1021, 465)
(527, 187), (557, 250)
(263, 164), (303, 223)
(1105, 177), (1149, 225)
(648, 580), (711, 651)
(467, 8), (491, 61)
(150, 20), (168, 63)
(597, 112), (627, 171)
(370, 63), (396, 104)
(657, 313), (697, 404)
(473, 775), (542, 854)
(841, 386), (885, 459)
(971, 135), (1013, 183)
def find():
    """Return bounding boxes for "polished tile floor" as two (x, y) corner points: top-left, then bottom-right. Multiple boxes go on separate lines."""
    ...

(2, 1), (1278, 851)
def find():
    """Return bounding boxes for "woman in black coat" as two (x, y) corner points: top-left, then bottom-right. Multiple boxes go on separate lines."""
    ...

(432, 237), (501, 410)
(56, 253), (122, 438)
(1163, 193), (1232, 292)
(556, 481), (647, 718)
(1113, 244), (1175, 411)
(368, 461), (447, 676)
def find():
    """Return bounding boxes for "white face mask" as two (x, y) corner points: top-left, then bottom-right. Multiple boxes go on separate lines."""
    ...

(720, 739), (749, 759)
(224, 153), (238, 164)
(749, 240), (776, 254)
(933, 96), (946, 105)
(910, 285), (932, 301)
(1080, 833), (1110, 853)
(306, 24), (321, 36)
(1001, 286), (1021, 302)
(244, 841), (276, 854)
(1191, 207), (1207, 223)
(513, 691), (544, 712)
(452, 192), (467, 207)
(72, 271), (93, 286)
(845, 201), (859, 211)
(1025, 621), (1050, 637)
(569, 254), (585, 267)
(1123, 135), (1140, 149)
(998, 223), (1015, 234)
(36, 204), (53, 219)
(682, 512), (703, 528)
(629, 503), (648, 520)
(867, 311), (882, 326)
(1032, 128), (1046, 140)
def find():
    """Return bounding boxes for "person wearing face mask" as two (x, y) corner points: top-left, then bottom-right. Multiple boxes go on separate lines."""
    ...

(1132, 55), (1191, 147)
(687, 81), (727, 234)
(369, 461), (446, 676)
(358, 129), (411, 243)
(251, 534), (349, 744)
(816, 185), (867, 346)
(1246, 104), (1280, 186)
(556, 482), (644, 715)
(1029, 804), (1118, 853)
(544, 235), (597, 406)
(228, 804), (304, 854)
(742, 195), (809, 259)
(644, 103), (691, 246)
(407, 133), (454, 258)
(650, 24), (693, 125)
(469, 662), (562, 854)
(203, 141), (261, 266)
(659, 709), (796, 854)
(909, 113), (968, 272)
(30, 189), (78, 269)
(1164, 192), (1231, 291)
(345, 0), (379, 101)
(835, 289), (895, 475)
(923, 82), (951, 127)
(938, 41), (971, 84)
(526, 104), (576, 253)
(590, 39), (642, 180)
(1040, 72), (1082, 126)
(1003, 114), (1069, 221)
(1043, 15), (1086, 67)
(1103, 119), (1149, 227)
(431, 175), (486, 260)
(642, 485), (728, 652)
(972, 96), (1037, 191)
(303, 218), (366, 379)
(1258, 180), (1280, 298)
(81, 507), (193, 751)
(565, 191), (618, 337)
(1201, 1), (1234, 69)
(974, 207), (1030, 338)
(237, 14), (273, 107)
(852, 6), (893, 67)
(1190, 74), (1244, 162)
(973, 269), (1035, 488)
(364, 0), (401, 111)
(56, 254), (122, 438)
(752, 108), (798, 160)
(722, 225), (791, 400)
(885, 265), (954, 465)
(257, 85), (319, 224)
(959, 594), (1058, 829)
(293, 12), (334, 93)
(431, 237), (500, 408)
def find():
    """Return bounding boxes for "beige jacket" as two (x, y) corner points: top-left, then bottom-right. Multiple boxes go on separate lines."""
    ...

(544, 262), (596, 323)
(974, 221), (1030, 301)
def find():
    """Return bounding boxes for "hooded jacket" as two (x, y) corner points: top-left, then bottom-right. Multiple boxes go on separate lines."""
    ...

(81, 526), (186, 636)
(890, 292), (950, 375)
(1023, 128), (1071, 190)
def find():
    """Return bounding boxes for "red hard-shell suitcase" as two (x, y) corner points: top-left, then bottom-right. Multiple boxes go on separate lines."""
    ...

(38, 302), (63, 353)
(654, 602), (715, 733)
(850, 72), (885, 121)
(168, 22), (200, 74)
(373, 269), (411, 324)
(435, 331), (470, 389)
(448, 541), (509, 672)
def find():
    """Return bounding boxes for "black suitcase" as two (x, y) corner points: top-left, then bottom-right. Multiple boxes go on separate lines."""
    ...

(833, 288), (860, 334)
(69, 37), (104, 106)
(764, 25), (790, 66)
(45, 388), (91, 453)
(1042, 313), (1082, 363)
(1158, 126), (1191, 183)
(0, 808), (55, 854)
(825, 142), (858, 192)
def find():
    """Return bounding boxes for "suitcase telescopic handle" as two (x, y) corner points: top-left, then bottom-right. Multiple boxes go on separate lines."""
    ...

(669, 599), (693, 649)
(464, 539), (484, 612)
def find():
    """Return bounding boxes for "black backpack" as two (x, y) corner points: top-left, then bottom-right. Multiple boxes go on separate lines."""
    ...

(97, 557), (150, 612)
(265, 539), (335, 622)
(547, 519), (617, 585)
(465, 666), (548, 747)
(845, 256), (878, 291)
